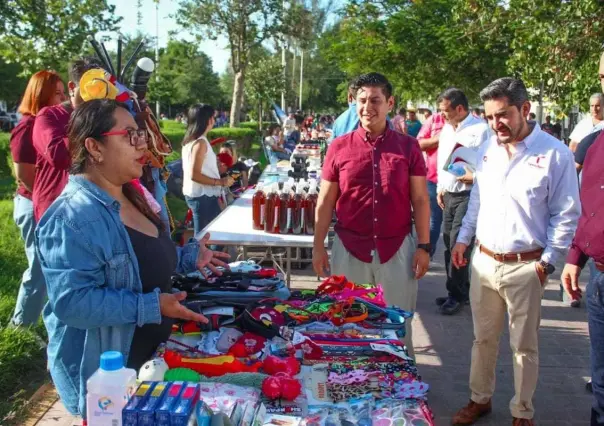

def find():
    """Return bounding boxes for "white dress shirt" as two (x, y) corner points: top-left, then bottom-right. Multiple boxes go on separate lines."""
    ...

(570, 116), (600, 143)
(437, 113), (490, 193)
(457, 123), (580, 265)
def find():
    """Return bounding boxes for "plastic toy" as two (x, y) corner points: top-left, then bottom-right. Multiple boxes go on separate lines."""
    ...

(138, 357), (169, 381)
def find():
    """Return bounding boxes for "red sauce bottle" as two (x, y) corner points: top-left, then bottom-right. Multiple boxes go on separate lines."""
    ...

(252, 183), (266, 231)
(264, 184), (278, 233)
(292, 185), (305, 235)
(279, 184), (292, 234)
(304, 184), (318, 235)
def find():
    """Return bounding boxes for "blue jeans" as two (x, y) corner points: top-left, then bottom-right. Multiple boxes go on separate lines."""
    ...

(12, 195), (47, 326)
(427, 181), (443, 258)
(185, 195), (222, 237)
(587, 262), (604, 425)
(272, 150), (290, 161)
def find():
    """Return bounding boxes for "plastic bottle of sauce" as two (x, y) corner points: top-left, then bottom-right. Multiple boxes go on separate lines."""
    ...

(279, 184), (292, 234)
(252, 183), (266, 230)
(264, 183), (278, 233)
(292, 185), (305, 235)
(304, 184), (318, 235)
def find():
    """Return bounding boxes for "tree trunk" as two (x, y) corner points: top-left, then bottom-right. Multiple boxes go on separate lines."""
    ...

(230, 70), (245, 128)
(259, 101), (263, 132)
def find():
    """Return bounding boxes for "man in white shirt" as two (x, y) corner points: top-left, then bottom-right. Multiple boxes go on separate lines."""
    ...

(283, 113), (297, 138)
(450, 77), (580, 426)
(569, 93), (604, 152)
(435, 88), (490, 315)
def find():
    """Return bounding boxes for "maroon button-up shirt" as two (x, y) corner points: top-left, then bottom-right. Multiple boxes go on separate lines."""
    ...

(566, 131), (604, 267)
(322, 125), (426, 264)
(32, 102), (72, 222)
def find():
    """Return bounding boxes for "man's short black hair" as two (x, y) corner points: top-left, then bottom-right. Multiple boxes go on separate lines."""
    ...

(398, 107), (406, 115)
(352, 72), (393, 99)
(473, 107), (481, 115)
(437, 88), (469, 111)
(68, 56), (104, 86)
(479, 77), (529, 110)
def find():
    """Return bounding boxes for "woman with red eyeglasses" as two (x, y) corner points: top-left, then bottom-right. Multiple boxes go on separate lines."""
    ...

(35, 99), (229, 420)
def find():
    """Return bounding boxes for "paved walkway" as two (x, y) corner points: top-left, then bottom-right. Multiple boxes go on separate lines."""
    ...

(32, 244), (592, 425)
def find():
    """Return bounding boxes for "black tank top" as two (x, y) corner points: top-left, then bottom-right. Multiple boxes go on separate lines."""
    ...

(125, 226), (178, 370)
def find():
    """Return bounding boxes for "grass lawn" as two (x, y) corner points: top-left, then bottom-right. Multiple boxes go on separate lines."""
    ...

(0, 122), (266, 421)
(0, 132), (49, 424)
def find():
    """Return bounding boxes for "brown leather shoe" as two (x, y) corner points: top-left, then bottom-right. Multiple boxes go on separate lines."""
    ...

(512, 418), (534, 426)
(451, 400), (492, 425)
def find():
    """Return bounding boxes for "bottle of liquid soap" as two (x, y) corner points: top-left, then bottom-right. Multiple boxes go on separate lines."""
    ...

(252, 183), (266, 231)
(86, 351), (137, 426)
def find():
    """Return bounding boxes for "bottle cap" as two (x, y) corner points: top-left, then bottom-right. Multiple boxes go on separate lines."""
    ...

(100, 351), (124, 371)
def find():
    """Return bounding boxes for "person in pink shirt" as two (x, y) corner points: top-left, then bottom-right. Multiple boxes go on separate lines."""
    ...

(417, 111), (445, 258)
(391, 107), (408, 134)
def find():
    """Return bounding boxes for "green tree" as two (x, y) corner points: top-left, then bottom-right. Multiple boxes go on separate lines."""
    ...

(177, 0), (288, 127)
(0, 0), (121, 75)
(322, 0), (510, 103)
(147, 39), (224, 111)
(0, 58), (27, 108)
(245, 55), (286, 129)
(453, 0), (604, 110)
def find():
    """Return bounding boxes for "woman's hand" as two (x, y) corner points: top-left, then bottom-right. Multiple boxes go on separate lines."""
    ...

(221, 176), (235, 187)
(196, 232), (230, 277)
(160, 292), (208, 323)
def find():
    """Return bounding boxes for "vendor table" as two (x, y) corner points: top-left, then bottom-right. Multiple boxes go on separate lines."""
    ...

(200, 188), (326, 287)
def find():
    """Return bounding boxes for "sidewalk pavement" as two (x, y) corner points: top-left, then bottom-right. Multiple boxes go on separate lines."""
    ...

(33, 246), (591, 425)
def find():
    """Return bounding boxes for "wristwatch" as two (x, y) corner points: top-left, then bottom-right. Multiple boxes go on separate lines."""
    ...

(539, 260), (555, 275)
(417, 243), (431, 254)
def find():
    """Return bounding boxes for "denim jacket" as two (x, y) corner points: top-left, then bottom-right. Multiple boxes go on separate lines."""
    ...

(35, 175), (200, 417)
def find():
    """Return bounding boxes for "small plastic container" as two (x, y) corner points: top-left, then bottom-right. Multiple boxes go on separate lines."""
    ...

(86, 351), (137, 425)
(448, 162), (469, 177)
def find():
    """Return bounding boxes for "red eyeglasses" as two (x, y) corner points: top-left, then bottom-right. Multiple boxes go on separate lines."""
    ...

(101, 129), (148, 147)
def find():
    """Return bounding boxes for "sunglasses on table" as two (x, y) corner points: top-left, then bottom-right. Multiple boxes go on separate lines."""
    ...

(101, 129), (148, 147)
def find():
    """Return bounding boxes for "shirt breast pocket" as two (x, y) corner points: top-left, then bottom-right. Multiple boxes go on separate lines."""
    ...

(510, 168), (548, 204)
(105, 253), (133, 289)
(382, 156), (408, 191)
(342, 154), (372, 186)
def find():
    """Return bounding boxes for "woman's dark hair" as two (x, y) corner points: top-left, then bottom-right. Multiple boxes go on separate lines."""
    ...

(183, 103), (215, 145)
(68, 99), (163, 230)
(267, 123), (281, 135)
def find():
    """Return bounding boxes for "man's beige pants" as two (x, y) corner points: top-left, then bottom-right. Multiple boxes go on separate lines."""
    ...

(469, 248), (545, 420)
(330, 234), (418, 358)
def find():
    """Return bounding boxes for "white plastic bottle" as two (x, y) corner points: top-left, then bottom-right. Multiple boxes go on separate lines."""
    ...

(86, 351), (137, 425)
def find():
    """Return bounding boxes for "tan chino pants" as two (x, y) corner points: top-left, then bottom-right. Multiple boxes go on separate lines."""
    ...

(469, 248), (545, 419)
(330, 234), (418, 358)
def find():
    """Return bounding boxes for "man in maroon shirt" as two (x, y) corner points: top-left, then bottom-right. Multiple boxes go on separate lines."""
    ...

(561, 51), (604, 426)
(312, 73), (431, 358)
(32, 57), (103, 221)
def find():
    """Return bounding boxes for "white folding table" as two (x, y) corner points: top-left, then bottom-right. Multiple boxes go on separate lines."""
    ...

(200, 189), (326, 286)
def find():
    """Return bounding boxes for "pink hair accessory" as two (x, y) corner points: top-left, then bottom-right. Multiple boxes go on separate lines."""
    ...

(131, 179), (162, 214)
(327, 370), (372, 385)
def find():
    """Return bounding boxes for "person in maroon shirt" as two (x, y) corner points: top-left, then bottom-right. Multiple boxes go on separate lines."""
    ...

(312, 73), (431, 358)
(9, 70), (66, 327)
(32, 56), (104, 222)
(561, 52), (604, 426)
